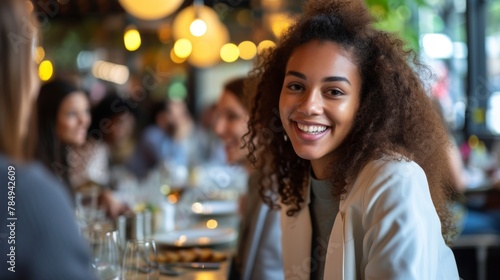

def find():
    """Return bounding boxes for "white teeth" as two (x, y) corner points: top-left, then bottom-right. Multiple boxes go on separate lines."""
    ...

(297, 123), (328, 134)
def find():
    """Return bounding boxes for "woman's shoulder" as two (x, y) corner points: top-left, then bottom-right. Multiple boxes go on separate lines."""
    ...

(0, 156), (72, 207)
(348, 155), (429, 203)
(346, 155), (428, 202)
(358, 155), (426, 182)
(1, 156), (56, 183)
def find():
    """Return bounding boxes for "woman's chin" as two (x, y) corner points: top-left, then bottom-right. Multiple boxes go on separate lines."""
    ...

(225, 154), (246, 166)
(65, 138), (86, 147)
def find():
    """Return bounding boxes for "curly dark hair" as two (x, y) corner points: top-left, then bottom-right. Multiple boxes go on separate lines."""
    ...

(246, 0), (456, 238)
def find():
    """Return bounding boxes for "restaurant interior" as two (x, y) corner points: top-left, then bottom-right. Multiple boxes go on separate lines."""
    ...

(27, 0), (500, 279)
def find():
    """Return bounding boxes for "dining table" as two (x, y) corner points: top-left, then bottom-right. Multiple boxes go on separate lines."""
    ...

(153, 200), (239, 280)
(159, 260), (230, 280)
(111, 165), (244, 280)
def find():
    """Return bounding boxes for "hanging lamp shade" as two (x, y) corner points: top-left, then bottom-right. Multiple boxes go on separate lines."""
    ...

(172, 5), (229, 67)
(118, 0), (183, 20)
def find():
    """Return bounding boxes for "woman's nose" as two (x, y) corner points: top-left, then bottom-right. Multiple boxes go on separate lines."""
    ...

(296, 89), (323, 116)
(213, 117), (226, 137)
(78, 112), (90, 126)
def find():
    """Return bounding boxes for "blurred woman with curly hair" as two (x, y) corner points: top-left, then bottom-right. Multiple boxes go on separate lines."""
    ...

(246, 0), (459, 278)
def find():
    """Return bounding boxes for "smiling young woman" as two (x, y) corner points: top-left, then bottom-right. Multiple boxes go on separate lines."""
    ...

(36, 79), (91, 191)
(247, 0), (459, 279)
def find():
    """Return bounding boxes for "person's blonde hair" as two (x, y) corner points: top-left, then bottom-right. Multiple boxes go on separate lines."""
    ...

(0, 0), (38, 161)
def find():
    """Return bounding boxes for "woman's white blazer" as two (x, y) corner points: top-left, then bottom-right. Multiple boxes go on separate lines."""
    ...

(280, 158), (459, 280)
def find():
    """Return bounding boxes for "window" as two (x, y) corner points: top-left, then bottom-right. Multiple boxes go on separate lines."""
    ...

(466, 0), (500, 137)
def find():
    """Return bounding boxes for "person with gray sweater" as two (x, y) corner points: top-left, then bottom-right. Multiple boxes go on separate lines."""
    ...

(0, 1), (95, 279)
(0, 157), (95, 280)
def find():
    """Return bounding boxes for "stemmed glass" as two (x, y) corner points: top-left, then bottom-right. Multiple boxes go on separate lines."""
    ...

(121, 239), (159, 280)
(89, 229), (121, 280)
(160, 161), (192, 231)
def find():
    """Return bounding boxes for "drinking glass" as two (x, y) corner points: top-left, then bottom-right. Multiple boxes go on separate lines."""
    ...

(89, 229), (121, 280)
(75, 184), (100, 230)
(121, 239), (159, 280)
(159, 161), (193, 231)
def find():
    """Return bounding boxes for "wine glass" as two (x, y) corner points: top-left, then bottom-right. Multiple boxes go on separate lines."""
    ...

(89, 229), (121, 280)
(161, 160), (189, 201)
(121, 239), (159, 280)
(159, 161), (192, 231)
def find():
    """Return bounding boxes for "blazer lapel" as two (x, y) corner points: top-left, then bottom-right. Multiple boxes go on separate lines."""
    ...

(281, 185), (312, 280)
(242, 203), (268, 280)
(324, 210), (345, 279)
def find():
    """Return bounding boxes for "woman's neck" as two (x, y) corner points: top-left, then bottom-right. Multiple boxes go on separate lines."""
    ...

(311, 154), (338, 180)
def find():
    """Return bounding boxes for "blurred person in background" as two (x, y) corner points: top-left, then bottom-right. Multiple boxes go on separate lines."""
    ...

(128, 97), (223, 179)
(196, 102), (227, 165)
(455, 138), (500, 235)
(69, 92), (134, 217)
(214, 77), (283, 280)
(36, 79), (126, 218)
(127, 99), (187, 179)
(36, 78), (91, 196)
(90, 92), (137, 177)
(0, 0), (94, 279)
(490, 140), (500, 187)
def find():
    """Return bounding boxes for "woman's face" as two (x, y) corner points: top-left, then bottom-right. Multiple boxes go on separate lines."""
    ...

(214, 91), (249, 164)
(279, 40), (361, 168)
(56, 92), (91, 146)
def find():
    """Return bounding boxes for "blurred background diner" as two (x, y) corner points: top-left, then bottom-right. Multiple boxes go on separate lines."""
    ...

(3, 0), (500, 279)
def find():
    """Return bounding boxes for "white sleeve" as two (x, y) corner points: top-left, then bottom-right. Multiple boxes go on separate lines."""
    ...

(69, 141), (110, 188)
(361, 160), (458, 279)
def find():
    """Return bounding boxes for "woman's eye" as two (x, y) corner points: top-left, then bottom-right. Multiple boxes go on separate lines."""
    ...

(287, 83), (303, 92)
(227, 113), (240, 121)
(326, 89), (344, 96)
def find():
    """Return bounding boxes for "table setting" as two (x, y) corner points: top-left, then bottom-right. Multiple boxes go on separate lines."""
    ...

(78, 163), (247, 279)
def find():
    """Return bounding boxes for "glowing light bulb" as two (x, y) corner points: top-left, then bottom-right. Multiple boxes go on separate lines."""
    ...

(174, 38), (193, 58)
(238, 41), (257, 60)
(39, 60), (53, 81)
(124, 27), (141, 51)
(190, 19), (207, 37)
(220, 43), (239, 63)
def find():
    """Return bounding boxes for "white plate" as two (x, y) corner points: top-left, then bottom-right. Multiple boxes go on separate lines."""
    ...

(191, 200), (238, 216)
(153, 228), (237, 247)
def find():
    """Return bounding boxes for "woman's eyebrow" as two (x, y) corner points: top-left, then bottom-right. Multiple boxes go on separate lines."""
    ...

(285, 71), (306, 80)
(322, 76), (351, 85)
(286, 71), (351, 86)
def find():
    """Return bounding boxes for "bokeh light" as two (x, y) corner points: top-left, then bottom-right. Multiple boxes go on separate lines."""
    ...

(118, 0), (183, 20)
(174, 38), (193, 58)
(35, 46), (45, 64)
(220, 43), (239, 63)
(257, 40), (276, 53)
(124, 27), (141, 51)
(38, 60), (53, 81)
(190, 19), (207, 37)
(238, 41), (257, 60)
(206, 219), (218, 229)
(170, 48), (187, 64)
